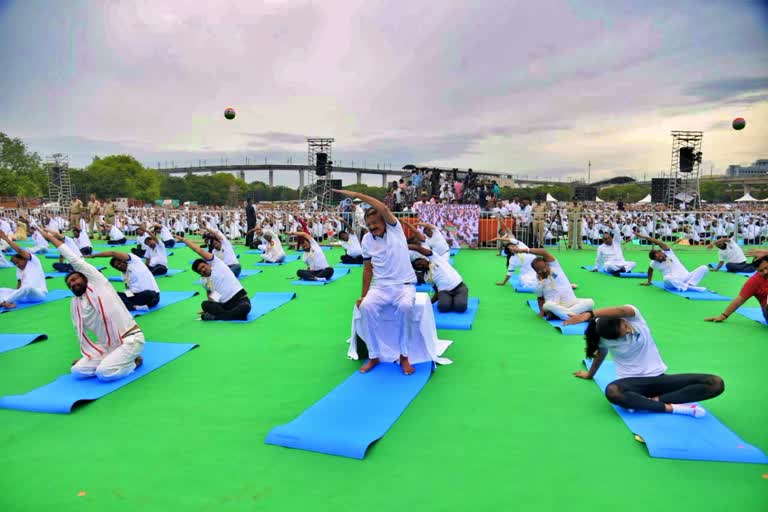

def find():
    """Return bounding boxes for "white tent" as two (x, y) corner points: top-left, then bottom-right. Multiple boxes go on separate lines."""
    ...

(595, 196), (605, 202)
(761, 197), (768, 202)
(636, 194), (652, 204)
(545, 193), (557, 202)
(735, 192), (758, 202)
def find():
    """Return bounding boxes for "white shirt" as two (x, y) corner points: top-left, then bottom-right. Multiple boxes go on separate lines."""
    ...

(426, 229), (450, 257)
(595, 229), (626, 268)
(63, 236), (80, 255)
(146, 243), (168, 267)
(650, 249), (688, 279)
(303, 239), (330, 271)
(341, 233), (363, 257)
(426, 251), (463, 291)
(203, 256), (243, 303)
(214, 237), (238, 266)
(123, 254), (160, 294)
(76, 230), (92, 249)
(599, 305), (668, 379)
(263, 230), (286, 261)
(17, 254), (47, 291)
(507, 252), (537, 282)
(718, 239), (746, 264)
(160, 226), (174, 241)
(31, 231), (48, 250)
(361, 219), (417, 287)
(534, 260), (576, 304)
(109, 225), (125, 241)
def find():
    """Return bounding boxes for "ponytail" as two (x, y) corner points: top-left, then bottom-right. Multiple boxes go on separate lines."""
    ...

(584, 319), (600, 358)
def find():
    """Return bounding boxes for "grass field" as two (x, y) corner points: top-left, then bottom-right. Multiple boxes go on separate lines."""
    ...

(1, 242), (766, 512)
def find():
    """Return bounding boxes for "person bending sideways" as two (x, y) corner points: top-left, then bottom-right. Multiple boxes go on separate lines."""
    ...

(707, 237), (756, 274)
(496, 241), (538, 289)
(705, 255), (768, 324)
(88, 251), (160, 312)
(333, 188), (418, 375)
(259, 229), (286, 263)
(570, 304), (724, 418)
(636, 233), (708, 292)
(204, 227), (241, 277)
(291, 231), (334, 281)
(409, 244), (468, 312)
(335, 216), (364, 264)
(0, 232), (48, 309)
(507, 245), (594, 323)
(38, 228), (145, 381)
(179, 235), (251, 321)
(143, 232), (169, 276)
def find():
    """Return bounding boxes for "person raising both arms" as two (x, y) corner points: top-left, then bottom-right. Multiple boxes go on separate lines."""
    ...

(705, 253), (768, 325)
(569, 304), (724, 418)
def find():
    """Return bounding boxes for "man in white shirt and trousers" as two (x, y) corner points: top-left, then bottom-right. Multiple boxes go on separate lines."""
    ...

(636, 233), (708, 292)
(593, 227), (638, 274)
(335, 189), (418, 375)
(707, 237), (756, 274)
(87, 250), (161, 312)
(37, 228), (144, 381)
(0, 232), (48, 309)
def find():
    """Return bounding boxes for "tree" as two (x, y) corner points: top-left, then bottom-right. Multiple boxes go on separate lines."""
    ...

(83, 155), (160, 202)
(0, 132), (46, 198)
(599, 183), (650, 203)
(342, 184), (387, 200)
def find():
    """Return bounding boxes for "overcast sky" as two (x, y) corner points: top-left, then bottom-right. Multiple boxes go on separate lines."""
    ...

(1, 0), (767, 187)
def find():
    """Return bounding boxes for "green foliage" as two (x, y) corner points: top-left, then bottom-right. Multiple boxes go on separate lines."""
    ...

(80, 155), (161, 202)
(0, 132), (46, 197)
(342, 184), (388, 200)
(598, 183), (650, 202)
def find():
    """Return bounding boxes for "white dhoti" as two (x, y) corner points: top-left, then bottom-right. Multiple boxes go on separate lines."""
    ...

(542, 298), (595, 320)
(349, 291), (452, 365)
(0, 287), (47, 305)
(71, 331), (145, 382)
(602, 261), (637, 273)
(663, 265), (708, 292)
(517, 274), (538, 289)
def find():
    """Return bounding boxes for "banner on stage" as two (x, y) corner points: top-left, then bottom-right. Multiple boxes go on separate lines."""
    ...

(417, 204), (479, 246)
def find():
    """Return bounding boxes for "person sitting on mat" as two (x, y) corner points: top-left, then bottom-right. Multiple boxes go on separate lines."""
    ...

(178, 235), (252, 321)
(706, 237), (755, 274)
(51, 232), (84, 274)
(72, 226), (93, 256)
(259, 229), (286, 263)
(334, 216), (364, 265)
(408, 244), (468, 313)
(705, 255), (768, 325)
(570, 304), (724, 418)
(635, 232), (708, 292)
(87, 250), (161, 312)
(593, 226), (638, 275)
(417, 222), (451, 257)
(508, 245), (594, 323)
(0, 231), (48, 309)
(333, 188), (418, 375)
(153, 222), (176, 248)
(105, 222), (127, 246)
(290, 231), (334, 281)
(495, 240), (538, 289)
(204, 227), (241, 277)
(37, 228), (145, 381)
(27, 224), (49, 254)
(143, 231), (169, 276)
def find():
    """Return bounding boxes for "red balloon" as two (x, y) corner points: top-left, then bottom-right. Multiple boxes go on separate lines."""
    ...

(732, 117), (746, 130)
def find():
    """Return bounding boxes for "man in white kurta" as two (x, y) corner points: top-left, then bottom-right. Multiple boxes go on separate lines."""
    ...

(0, 232), (48, 309)
(38, 229), (145, 381)
(594, 227), (638, 274)
(636, 233), (708, 292)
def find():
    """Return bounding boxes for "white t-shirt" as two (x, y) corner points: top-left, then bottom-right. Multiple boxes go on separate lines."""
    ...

(76, 231), (92, 249)
(534, 260), (576, 304)
(507, 252), (538, 282)
(214, 237), (238, 266)
(146, 243), (168, 267)
(18, 254), (47, 291)
(426, 230), (450, 256)
(341, 233), (363, 257)
(427, 252), (463, 291)
(649, 249), (688, 279)
(361, 219), (417, 287)
(303, 239), (330, 271)
(204, 257), (243, 303)
(109, 225), (125, 241)
(160, 226), (174, 241)
(63, 236), (80, 255)
(595, 230), (625, 267)
(124, 254), (160, 294)
(718, 239), (746, 264)
(599, 305), (668, 379)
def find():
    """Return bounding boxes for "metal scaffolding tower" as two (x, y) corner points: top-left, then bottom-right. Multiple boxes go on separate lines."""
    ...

(304, 137), (336, 208)
(664, 131), (703, 209)
(45, 153), (72, 206)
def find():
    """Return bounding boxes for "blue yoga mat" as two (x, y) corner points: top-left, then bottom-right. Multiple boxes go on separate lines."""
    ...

(0, 342), (198, 414)
(581, 265), (647, 279)
(449, 248), (460, 256)
(238, 269), (262, 279)
(131, 291), (199, 317)
(433, 297), (480, 330)
(107, 268), (186, 282)
(415, 282), (434, 293)
(651, 282), (730, 301)
(44, 252), (61, 259)
(735, 307), (767, 326)
(265, 362), (433, 459)
(224, 292), (296, 323)
(509, 274), (534, 293)
(254, 254), (300, 266)
(584, 359), (768, 463)
(244, 249), (263, 254)
(336, 262), (363, 268)
(0, 334), (47, 354)
(0, 289), (73, 314)
(707, 263), (753, 277)
(295, 246), (332, 252)
(291, 268), (350, 286)
(525, 299), (588, 335)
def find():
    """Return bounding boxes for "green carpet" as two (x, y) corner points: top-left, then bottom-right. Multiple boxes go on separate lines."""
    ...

(0, 243), (766, 511)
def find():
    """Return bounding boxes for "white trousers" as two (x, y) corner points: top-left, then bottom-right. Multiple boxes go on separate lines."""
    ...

(28, 246), (48, 254)
(0, 287), (47, 305)
(664, 265), (708, 292)
(602, 260), (637, 273)
(72, 331), (145, 382)
(262, 252), (285, 263)
(543, 298), (595, 320)
(359, 285), (416, 358)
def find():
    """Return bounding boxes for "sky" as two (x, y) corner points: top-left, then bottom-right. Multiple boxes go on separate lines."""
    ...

(1, 0), (767, 188)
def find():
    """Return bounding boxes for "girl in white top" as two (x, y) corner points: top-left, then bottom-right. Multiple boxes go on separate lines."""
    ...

(571, 304), (724, 418)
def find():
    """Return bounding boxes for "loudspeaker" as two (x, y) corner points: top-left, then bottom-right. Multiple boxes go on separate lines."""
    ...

(574, 185), (597, 201)
(315, 152), (328, 176)
(679, 147), (695, 173)
(651, 178), (681, 203)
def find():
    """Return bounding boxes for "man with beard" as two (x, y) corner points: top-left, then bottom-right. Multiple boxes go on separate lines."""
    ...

(37, 228), (144, 381)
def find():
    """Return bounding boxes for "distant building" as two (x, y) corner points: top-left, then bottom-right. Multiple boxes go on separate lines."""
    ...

(727, 159), (768, 177)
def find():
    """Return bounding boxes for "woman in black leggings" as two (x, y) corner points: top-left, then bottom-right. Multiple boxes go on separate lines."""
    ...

(567, 304), (724, 418)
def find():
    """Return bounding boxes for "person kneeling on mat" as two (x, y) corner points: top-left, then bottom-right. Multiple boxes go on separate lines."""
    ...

(37, 228), (144, 381)
(87, 250), (160, 312)
(408, 244), (468, 312)
(569, 304), (724, 418)
(143, 231), (169, 276)
(705, 254), (768, 325)
(179, 235), (251, 321)
(291, 231), (334, 281)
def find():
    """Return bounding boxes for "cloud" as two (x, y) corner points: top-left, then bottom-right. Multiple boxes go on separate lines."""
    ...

(683, 77), (768, 102)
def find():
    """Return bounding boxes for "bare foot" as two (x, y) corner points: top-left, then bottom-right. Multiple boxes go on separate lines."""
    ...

(400, 355), (415, 375)
(359, 358), (380, 373)
(134, 356), (143, 369)
(0, 302), (16, 309)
